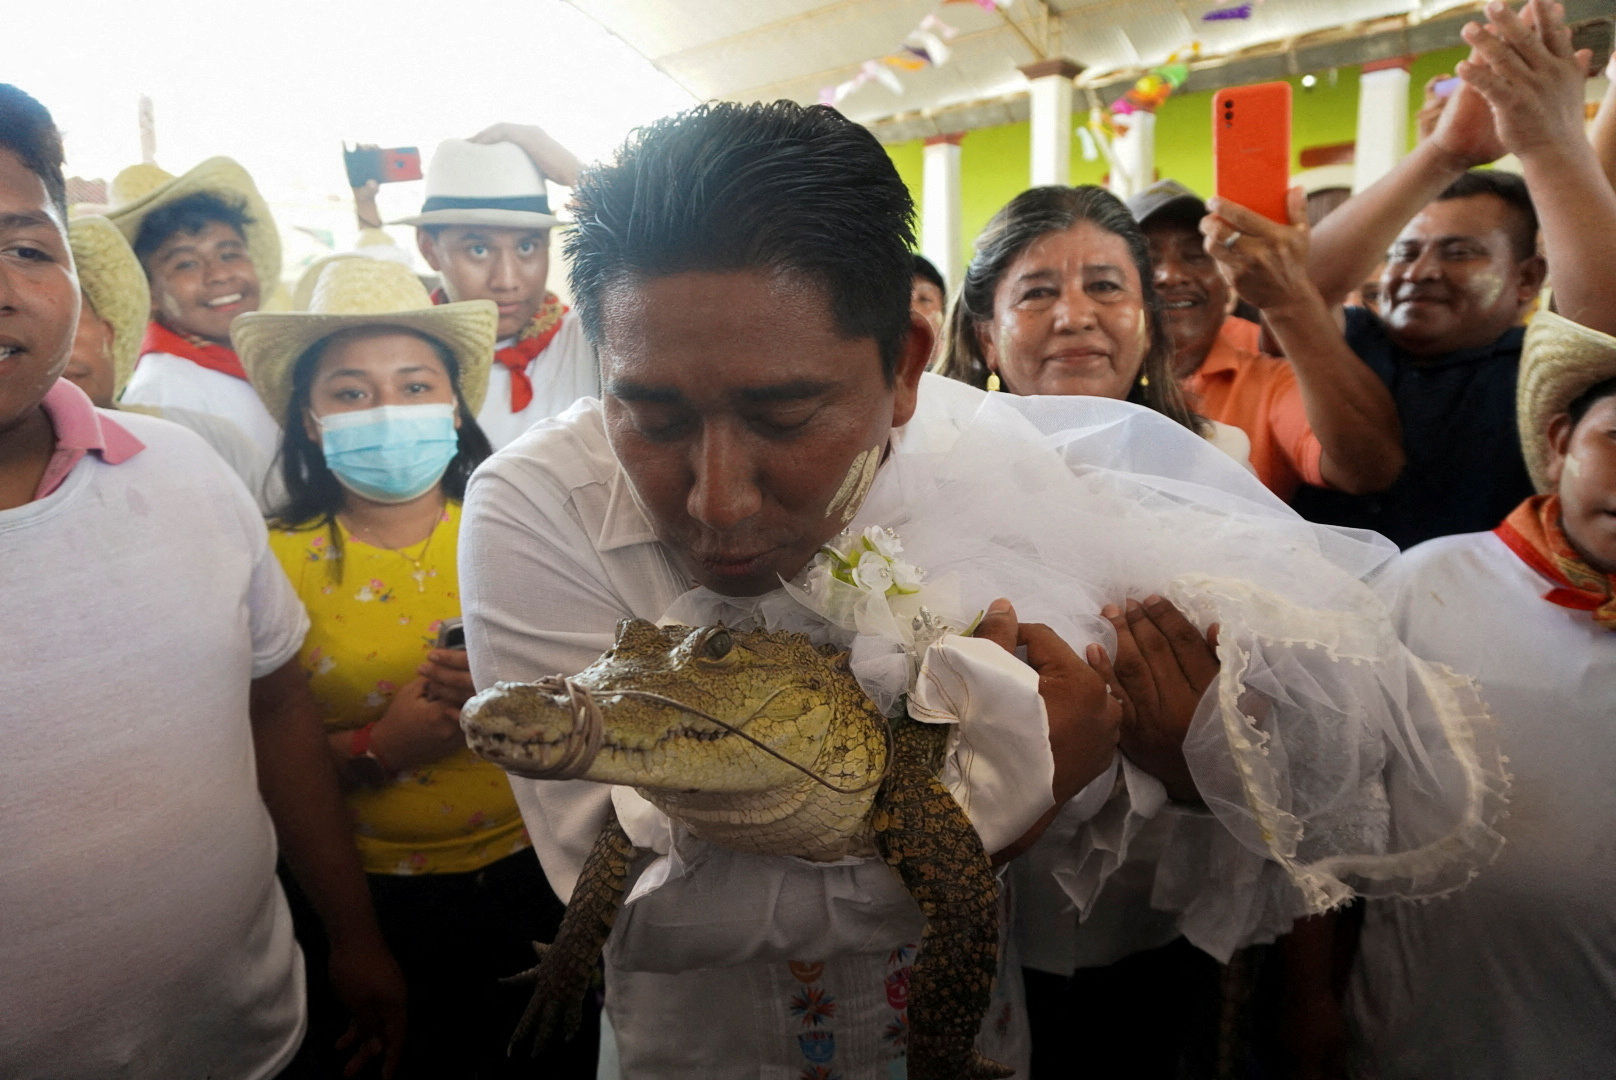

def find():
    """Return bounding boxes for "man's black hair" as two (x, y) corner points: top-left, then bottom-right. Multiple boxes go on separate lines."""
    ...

(0, 84), (67, 221)
(1435, 170), (1538, 263)
(565, 101), (917, 383)
(912, 253), (945, 294)
(132, 190), (253, 267)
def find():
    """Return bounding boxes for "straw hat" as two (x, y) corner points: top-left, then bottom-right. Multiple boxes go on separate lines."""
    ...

(67, 215), (151, 397)
(232, 257), (495, 425)
(1518, 310), (1616, 493)
(109, 162), (175, 207)
(106, 157), (282, 292)
(393, 139), (559, 230)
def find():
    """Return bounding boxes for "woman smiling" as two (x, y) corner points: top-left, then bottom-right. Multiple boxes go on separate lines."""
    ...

(939, 185), (1252, 466)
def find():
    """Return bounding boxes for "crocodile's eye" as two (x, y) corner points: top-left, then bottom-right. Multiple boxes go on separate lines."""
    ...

(703, 629), (733, 660)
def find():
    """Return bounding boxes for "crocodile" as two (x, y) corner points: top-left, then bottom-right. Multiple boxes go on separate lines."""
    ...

(461, 617), (1013, 1080)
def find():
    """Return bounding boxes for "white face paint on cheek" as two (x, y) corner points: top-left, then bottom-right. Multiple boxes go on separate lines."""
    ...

(824, 444), (883, 525)
(157, 291), (185, 322)
(1564, 451), (1584, 478)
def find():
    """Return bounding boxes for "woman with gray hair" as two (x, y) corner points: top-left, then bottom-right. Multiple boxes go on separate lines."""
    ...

(938, 185), (1254, 465)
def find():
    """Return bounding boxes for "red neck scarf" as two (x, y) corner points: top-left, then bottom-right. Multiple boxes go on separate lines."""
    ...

(140, 321), (249, 382)
(1495, 494), (1616, 630)
(432, 289), (568, 413)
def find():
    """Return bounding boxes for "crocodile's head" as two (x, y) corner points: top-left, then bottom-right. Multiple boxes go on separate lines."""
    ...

(462, 619), (888, 797)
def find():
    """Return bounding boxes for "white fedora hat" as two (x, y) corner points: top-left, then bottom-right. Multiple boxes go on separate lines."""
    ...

(393, 139), (560, 230)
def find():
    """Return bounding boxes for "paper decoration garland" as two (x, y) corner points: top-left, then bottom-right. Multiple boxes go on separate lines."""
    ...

(821, 9), (964, 106)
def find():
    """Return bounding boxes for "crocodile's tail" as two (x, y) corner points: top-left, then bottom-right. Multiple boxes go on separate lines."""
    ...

(504, 811), (634, 1057)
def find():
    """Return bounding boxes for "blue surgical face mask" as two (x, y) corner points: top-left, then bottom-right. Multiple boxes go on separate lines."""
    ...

(316, 403), (459, 504)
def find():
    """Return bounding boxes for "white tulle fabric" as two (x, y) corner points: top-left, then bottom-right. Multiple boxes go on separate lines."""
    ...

(670, 376), (1507, 961)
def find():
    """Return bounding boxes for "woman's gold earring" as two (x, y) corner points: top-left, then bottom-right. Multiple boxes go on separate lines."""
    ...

(986, 371), (1001, 392)
(1137, 373), (1150, 389)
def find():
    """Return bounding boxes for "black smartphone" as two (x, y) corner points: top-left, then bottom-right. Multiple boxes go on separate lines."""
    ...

(435, 617), (466, 651)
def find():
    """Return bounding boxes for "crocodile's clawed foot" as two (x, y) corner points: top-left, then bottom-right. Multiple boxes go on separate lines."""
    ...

(907, 1038), (1015, 1080)
(963, 1051), (1016, 1079)
(502, 940), (586, 1058)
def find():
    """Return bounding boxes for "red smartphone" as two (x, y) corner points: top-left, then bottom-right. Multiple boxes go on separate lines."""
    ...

(343, 145), (423, 188)
(1212, 82), (1292, 224)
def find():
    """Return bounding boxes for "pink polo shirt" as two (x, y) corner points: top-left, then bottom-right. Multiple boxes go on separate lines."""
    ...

(34, 378), (145, 500)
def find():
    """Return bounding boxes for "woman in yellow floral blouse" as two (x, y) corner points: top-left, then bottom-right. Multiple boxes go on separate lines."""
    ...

(235, 258), (593, 1078)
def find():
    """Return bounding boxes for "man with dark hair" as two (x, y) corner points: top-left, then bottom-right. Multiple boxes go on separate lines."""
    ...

(1127, 179), (1404, 500)
(109, 157), (284, 461)
(459, 99), (1110, 1077)
(395, 124), (598, 449)
(1296, 0), (1616, 548)
(0, 85), (406, 1079)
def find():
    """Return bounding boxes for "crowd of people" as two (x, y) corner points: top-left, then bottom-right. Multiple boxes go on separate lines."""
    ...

(5, 0), (1615, 1077)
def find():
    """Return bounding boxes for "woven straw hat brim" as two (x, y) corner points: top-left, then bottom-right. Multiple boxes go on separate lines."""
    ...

(392, 207), (561, 230)
(106, 157), (282, 292)
(1518, 310), (1616, 493)
(232, 300), (497, 427)
(68, 216), (151, 396)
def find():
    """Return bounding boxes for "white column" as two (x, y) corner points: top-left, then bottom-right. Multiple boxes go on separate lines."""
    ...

(1019, 59), (1084, 187)
(1111, 110), (1157, 199)
(922, 134), (964, 290)
(1353, 59), (1412, 193)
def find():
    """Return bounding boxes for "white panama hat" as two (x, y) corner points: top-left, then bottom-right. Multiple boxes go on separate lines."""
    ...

(393, 139), (560, 230)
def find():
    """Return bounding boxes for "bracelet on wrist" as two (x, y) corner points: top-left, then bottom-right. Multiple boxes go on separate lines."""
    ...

(348, 722), (394, 785)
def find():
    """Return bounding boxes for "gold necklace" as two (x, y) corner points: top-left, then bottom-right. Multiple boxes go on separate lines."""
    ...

(342, 506), (445, 593)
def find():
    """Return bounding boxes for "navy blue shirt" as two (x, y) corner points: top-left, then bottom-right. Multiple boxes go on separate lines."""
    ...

(1290, 307), (1532, 550)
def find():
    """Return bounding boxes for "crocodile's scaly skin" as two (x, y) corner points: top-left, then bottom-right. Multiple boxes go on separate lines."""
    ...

(874, 717), (1012, 1080)
(507, 810), (633, 1055)
(464, 620), (1012, 1079)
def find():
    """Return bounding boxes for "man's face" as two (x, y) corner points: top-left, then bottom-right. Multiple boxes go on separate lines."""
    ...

(599, 268), (926, 597)
(144, 220), (260, 344)
(0, 148), (79, 431)
(62, 302), (117, 408)
(1380, 195), (1541, 357)
(1143, 216), (1228, 378)
(417, 226), (549, 340)
(911, 275), (944, 334)
(1546, 395), (1616, 576)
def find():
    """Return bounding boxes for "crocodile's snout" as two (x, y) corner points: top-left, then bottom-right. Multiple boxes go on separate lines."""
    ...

(461, 681), (594, 779)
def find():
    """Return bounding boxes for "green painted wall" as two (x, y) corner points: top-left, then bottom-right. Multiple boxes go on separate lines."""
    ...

(888, 46), (1469, 272)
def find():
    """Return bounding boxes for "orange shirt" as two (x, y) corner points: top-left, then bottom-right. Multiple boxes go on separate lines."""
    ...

(1182, 318), (1324, 501)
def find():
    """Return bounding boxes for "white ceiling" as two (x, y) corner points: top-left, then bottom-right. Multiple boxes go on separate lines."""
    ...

(564, 0), (1484, 126)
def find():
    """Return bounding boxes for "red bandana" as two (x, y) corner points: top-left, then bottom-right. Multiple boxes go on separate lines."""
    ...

(432, 289), (568, 413)
(140, 321), (249, 382)
(1495, 494), (1616, 630)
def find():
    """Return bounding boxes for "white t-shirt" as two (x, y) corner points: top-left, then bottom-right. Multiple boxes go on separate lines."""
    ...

(122, 349), (284, 462)
(474, 313), (600, 450)
(0, 409), (311, 1080)
(1350, 530), (1616, 1078)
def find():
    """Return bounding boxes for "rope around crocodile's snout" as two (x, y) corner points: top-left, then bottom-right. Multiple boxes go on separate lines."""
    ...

(525, 676), (892, 795)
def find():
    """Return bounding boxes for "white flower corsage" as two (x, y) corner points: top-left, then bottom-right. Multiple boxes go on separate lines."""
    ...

(788, 526), (978, 698)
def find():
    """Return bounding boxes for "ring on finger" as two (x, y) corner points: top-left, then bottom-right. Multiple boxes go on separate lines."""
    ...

(1221, 230), (1242, 250)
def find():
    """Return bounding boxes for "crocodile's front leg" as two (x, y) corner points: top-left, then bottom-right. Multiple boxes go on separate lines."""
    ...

(872, 718), (1013, 1080)
(506, 808), (635, 1057)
